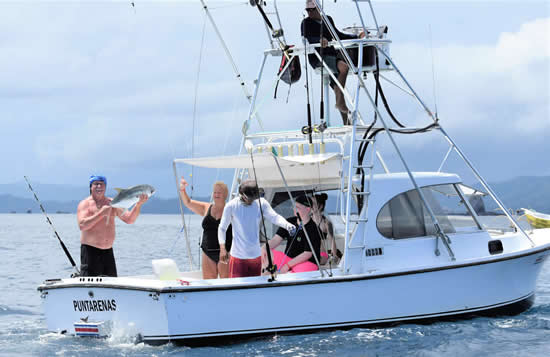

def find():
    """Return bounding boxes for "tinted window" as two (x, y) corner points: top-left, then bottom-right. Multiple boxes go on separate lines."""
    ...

(377, 184), (480, 239)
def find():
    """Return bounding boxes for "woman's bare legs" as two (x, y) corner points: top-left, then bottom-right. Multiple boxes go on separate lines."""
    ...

(218, 259), (230, 278)
(201, 252), (218, 279)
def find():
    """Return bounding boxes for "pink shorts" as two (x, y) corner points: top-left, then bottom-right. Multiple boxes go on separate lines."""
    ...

(229, 255), (262, 278)
(271, 250), (318, 273)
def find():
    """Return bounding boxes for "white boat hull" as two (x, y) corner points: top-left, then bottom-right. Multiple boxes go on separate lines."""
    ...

(39, 245), (550, 344)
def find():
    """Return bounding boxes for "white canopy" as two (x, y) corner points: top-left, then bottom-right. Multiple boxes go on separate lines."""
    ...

(175, 152), (343, 188)
(175, 152), (340, 169)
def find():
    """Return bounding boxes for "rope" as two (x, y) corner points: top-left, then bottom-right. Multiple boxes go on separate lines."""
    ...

(191, 14), (208, 195)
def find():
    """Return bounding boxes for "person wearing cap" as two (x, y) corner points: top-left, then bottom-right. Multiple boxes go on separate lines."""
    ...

(301, 0), (365, 125)
(76, 175), (149, 277)
(262, 194), (322, 274)
(218, 179), (295, 278)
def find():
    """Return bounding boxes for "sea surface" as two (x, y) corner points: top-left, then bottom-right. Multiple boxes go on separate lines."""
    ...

(1, 213), (549, 357)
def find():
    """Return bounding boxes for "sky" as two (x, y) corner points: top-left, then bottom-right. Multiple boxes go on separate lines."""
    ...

(0, 0), (548, 198)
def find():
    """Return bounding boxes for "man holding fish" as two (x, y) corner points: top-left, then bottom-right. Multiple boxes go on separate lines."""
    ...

(76, 175), (153, 277)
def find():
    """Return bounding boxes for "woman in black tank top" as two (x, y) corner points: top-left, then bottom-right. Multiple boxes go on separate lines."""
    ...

(179, 177), (232, 279)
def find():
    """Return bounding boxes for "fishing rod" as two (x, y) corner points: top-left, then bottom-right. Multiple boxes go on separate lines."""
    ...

(318, 0), (326, 129)
(301, 19), (313, 144)
(248, 149), (278, 282)
(23, 176), (80, 276)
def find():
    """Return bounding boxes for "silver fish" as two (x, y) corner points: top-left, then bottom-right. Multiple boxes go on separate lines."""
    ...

(111, 184), (155, 210)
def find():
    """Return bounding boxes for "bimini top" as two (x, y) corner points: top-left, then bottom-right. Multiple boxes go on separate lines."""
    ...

(175, 152), (343, 188)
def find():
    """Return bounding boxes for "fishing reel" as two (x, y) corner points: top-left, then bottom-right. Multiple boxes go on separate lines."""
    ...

(315, 121), (327, 133)
(249, 0), (284, 39)
(271, 29), (284, 38)
(301, 122), (327, 135)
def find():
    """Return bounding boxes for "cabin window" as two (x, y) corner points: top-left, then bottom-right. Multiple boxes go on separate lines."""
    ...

(377, 184), (481, 239)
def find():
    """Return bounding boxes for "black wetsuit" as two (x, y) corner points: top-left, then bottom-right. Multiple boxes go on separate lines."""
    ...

(201, 205), (232, 263)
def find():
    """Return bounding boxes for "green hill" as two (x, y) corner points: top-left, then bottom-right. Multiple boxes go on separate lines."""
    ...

(485, 176), (550, 213)
(0, 176), (548, 214)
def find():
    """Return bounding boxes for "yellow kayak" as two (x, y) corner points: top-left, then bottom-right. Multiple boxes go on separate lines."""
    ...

(522, 208), (550, 229)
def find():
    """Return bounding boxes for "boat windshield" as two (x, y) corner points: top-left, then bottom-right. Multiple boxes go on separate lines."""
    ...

(377, 184), (482, 239)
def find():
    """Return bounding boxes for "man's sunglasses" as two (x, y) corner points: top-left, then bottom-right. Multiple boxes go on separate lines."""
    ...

(306, 8), (316, 12)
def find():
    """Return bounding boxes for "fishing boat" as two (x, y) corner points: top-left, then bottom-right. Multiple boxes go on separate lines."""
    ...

(522, 208), (550, 229)
(37, 0), (550, 345)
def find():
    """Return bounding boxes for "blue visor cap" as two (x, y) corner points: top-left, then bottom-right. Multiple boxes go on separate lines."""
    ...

(89, 175), (107, 187)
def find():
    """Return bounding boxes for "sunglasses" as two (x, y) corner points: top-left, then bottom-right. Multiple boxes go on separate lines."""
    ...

(305, 8), (316, 12)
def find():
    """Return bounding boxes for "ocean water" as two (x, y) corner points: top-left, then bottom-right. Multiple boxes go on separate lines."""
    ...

(1, 213), (549, 357)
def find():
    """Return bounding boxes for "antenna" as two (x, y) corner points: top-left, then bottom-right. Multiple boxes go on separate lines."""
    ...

(428, 24), (439, 120)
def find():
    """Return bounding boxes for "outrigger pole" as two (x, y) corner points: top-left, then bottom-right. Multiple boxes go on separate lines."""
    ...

(24, 176), (80, 276)
(199, 0), (264, 130)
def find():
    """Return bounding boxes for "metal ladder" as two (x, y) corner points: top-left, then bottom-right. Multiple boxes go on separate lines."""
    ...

(340, 122), (377, 273)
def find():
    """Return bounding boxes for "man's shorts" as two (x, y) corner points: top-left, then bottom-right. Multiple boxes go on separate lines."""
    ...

(80, 244), (117, 277)
(321, 55), (339, 75)
(229, 255), (261, 278)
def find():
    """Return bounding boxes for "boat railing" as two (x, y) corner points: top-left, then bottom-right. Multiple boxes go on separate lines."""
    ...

(250, 138), (345, 157)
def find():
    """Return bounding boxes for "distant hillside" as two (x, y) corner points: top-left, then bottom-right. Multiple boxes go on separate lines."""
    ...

(0, 194), (207, 214)
(487, 176), (550, 213)
(0, 182), (88, 202)
(0, 176), (548, 214)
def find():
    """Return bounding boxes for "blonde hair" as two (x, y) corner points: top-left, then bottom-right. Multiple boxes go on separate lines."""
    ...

(213, 181), (229, 200)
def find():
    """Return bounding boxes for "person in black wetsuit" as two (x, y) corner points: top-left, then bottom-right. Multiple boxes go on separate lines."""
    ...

(301, 0), (364, 125)
(179, 177), (232, 279)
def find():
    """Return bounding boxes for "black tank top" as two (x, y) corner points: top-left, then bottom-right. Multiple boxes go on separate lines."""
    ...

(201, 205), (232, 252)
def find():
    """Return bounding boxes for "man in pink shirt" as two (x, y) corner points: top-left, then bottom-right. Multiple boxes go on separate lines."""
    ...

(77, 175), (148, 277)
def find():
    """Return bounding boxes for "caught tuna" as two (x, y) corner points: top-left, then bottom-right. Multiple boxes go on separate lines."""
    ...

(111, 184), (155, 210)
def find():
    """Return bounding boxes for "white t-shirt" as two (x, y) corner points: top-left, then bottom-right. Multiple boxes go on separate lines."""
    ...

(218, 197), (293, 259)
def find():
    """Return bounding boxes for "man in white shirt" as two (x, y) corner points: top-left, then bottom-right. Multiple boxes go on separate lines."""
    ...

(218, 180), (295, 278)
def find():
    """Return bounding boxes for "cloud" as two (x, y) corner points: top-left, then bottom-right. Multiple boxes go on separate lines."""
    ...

(0, 1), (548, 192)
(352, 16), (549, 181)
(390, 17), (549, 136)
